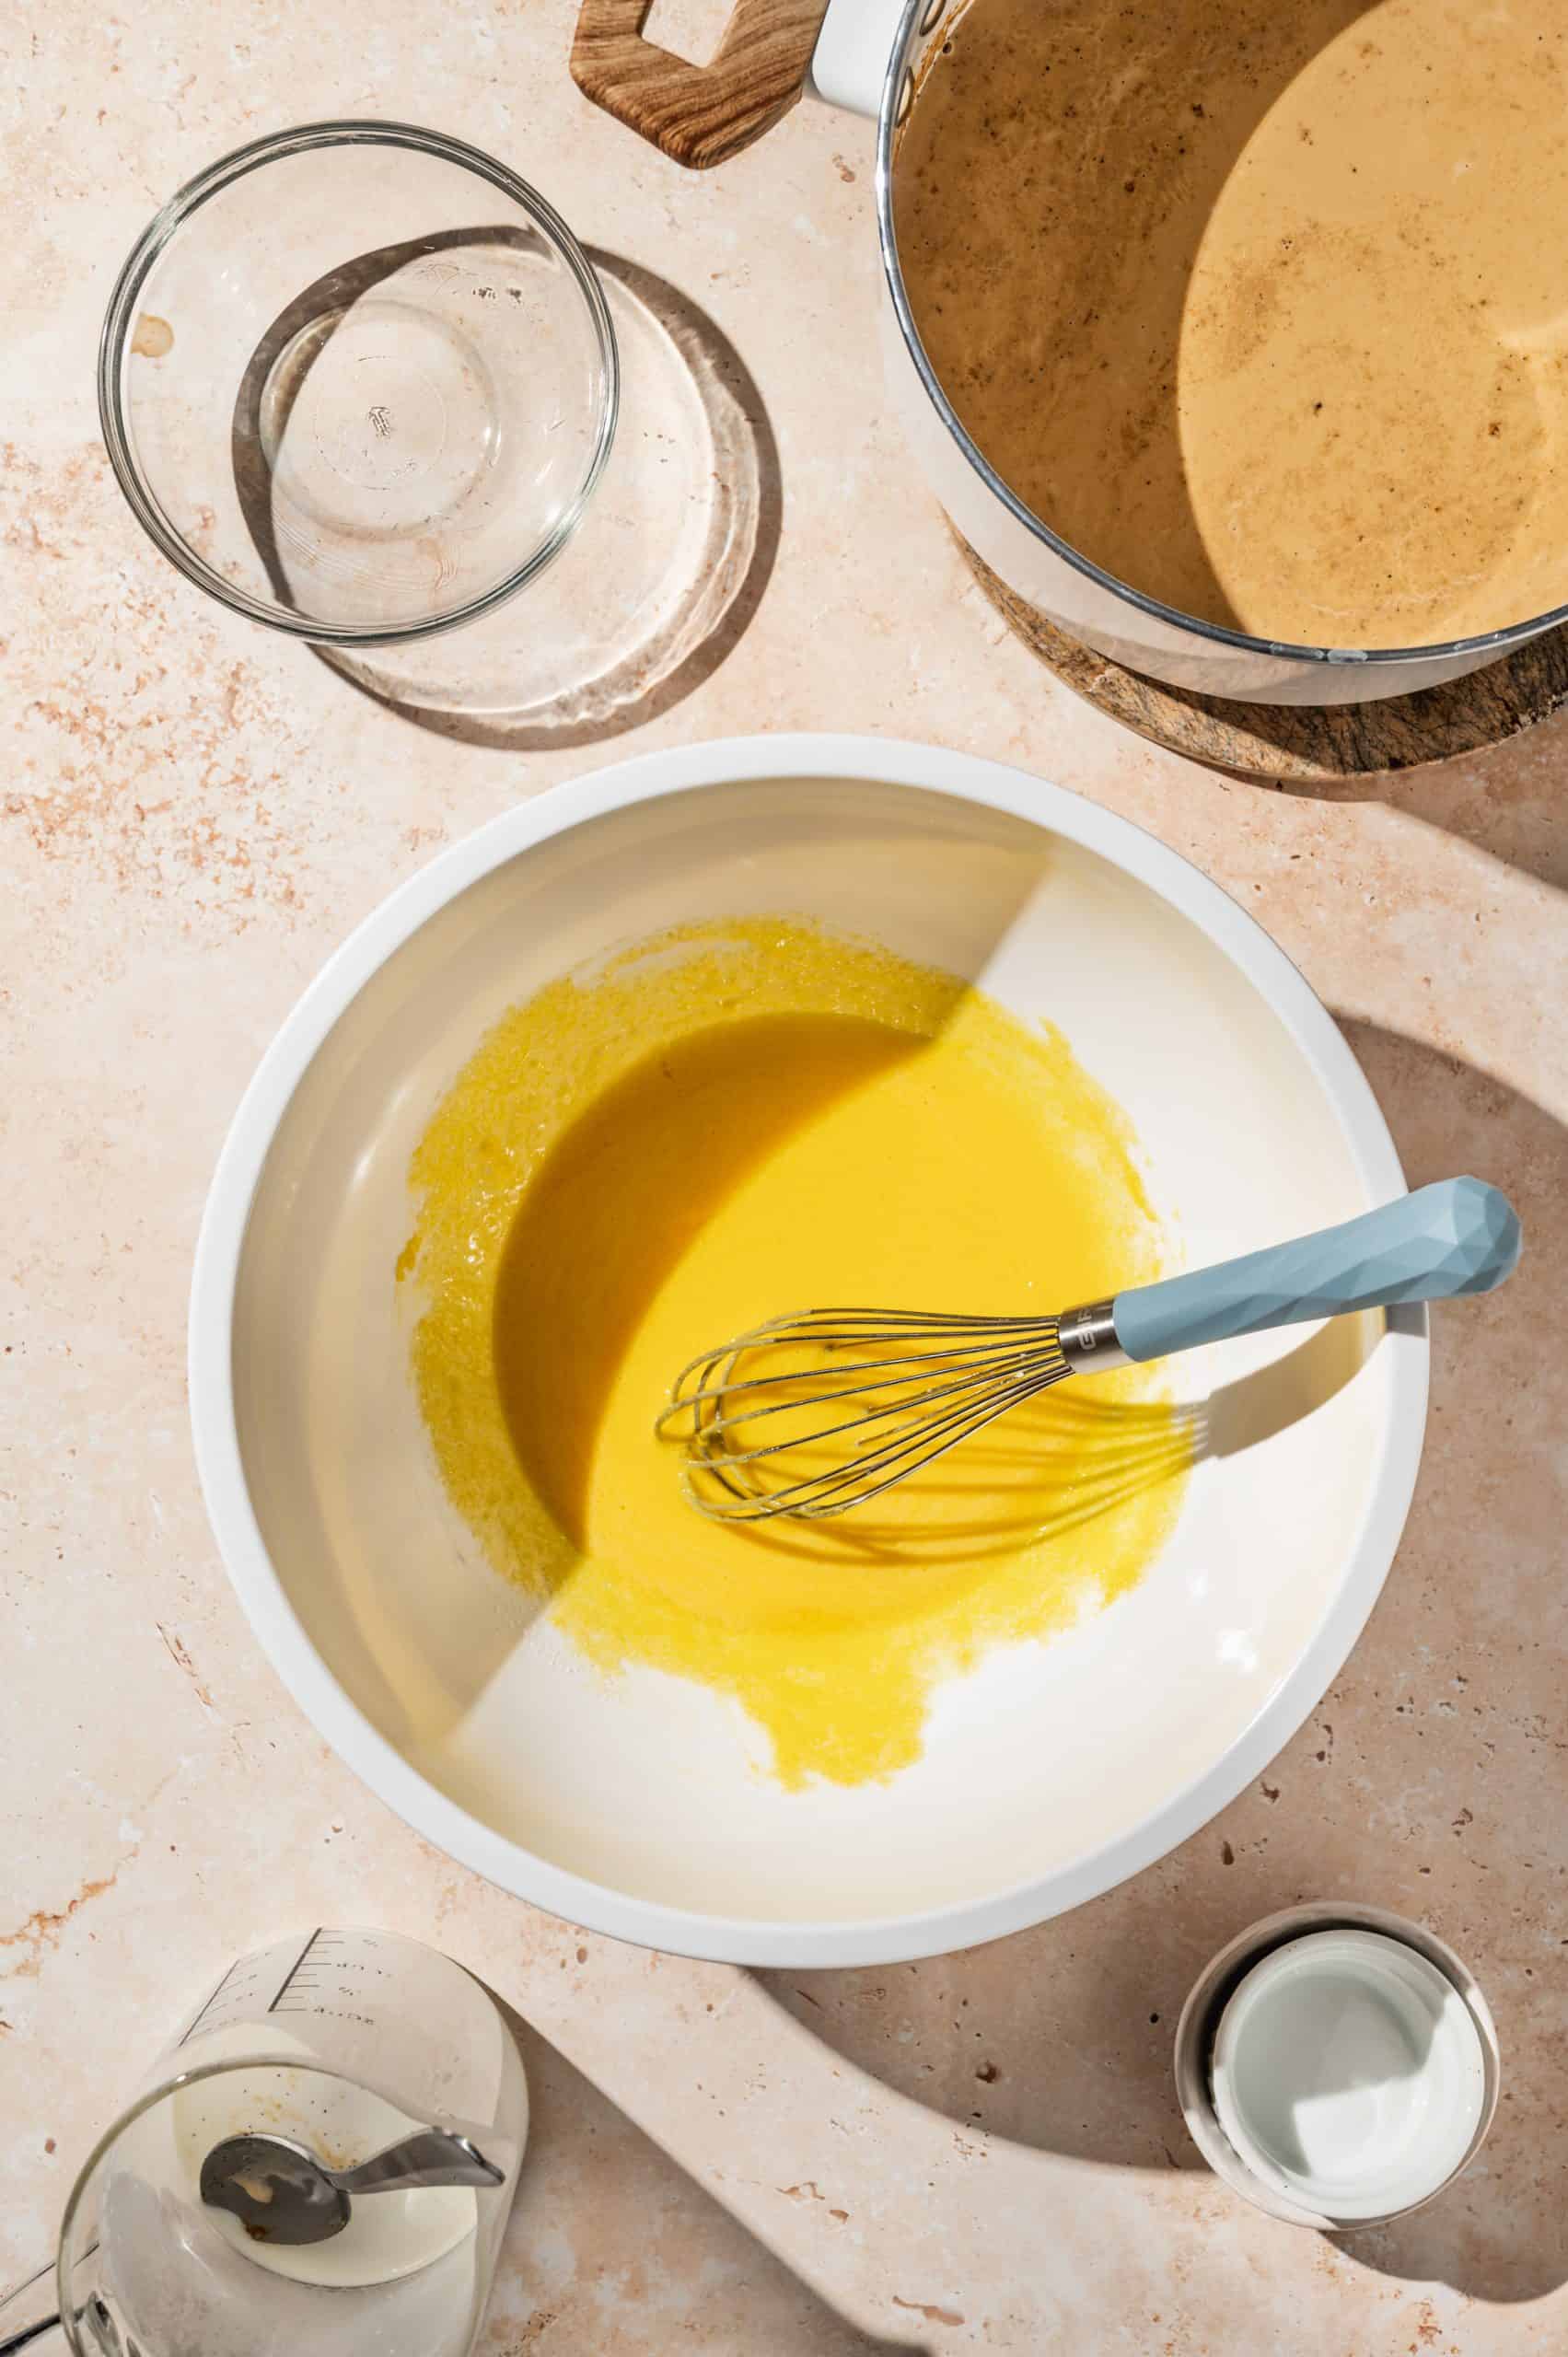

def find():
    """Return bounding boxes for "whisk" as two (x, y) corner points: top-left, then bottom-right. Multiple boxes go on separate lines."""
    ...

(657, 1177), (1520, 1521)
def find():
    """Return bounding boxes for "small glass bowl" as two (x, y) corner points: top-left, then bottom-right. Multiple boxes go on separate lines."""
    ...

(99, 121), (619, 645)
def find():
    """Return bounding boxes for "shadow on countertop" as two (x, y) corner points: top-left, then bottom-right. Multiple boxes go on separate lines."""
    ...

(494, 2006), (924, 2355)
(1281, 705), (1568, 898)
(317, 249), (782, 753)
(760, 1019), (1568, 2307)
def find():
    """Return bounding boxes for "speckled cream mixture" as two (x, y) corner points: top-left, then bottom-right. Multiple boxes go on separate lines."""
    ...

(400, 920), (1190, 1789)
(897, 0), (1568, 645)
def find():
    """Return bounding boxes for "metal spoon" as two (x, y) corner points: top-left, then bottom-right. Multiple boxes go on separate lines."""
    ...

(200, 2127), (504, 2246)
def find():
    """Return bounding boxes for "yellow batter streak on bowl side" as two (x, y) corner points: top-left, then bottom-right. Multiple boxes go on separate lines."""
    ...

(401, 919), (1191, 1789)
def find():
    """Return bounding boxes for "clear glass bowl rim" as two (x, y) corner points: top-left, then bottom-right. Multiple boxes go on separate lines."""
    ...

(98, 118), (621, 647)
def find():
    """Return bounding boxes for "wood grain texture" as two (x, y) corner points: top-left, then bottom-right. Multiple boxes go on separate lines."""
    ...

(959, 540), (1568, 784)
(571, 0), (826, 169)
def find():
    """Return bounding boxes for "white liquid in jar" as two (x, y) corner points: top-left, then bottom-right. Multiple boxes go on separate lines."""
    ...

(1211, 1930), (1488, 2219)
(168, 2026), (478, 2288)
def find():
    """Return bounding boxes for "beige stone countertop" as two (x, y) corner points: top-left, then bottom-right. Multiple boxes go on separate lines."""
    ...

(3, 4), (1565, 2350)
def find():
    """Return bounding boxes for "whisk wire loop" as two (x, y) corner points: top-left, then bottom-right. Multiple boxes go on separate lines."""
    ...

(657, 1307), (1072, 1520)
(656, 1181), (1523, 1521)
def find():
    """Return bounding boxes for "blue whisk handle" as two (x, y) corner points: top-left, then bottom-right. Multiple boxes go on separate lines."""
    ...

(1109, 1177), (1520, 1364)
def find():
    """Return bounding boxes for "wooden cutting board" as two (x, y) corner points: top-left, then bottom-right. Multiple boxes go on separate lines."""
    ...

(960, 540), (1568, 784)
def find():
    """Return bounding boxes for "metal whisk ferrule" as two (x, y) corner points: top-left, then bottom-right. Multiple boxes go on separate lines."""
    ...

(1055, 1298), (1129, 1373)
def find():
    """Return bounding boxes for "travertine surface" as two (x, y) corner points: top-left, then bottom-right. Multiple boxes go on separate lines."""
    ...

(2, 5), (1564, 2350)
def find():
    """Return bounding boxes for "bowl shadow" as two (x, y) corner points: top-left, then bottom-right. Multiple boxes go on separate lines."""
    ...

(757, 1019), (1568, 2306)
(227, 230), (780, 748)
(312, 247), (782, 749)
(494, 1012), (947, 1554)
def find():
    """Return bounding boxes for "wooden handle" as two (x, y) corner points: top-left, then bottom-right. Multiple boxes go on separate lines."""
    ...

(571, 0), (829, 170)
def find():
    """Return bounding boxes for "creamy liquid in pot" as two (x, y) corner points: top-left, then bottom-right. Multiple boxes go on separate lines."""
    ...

(896, 0), (1568, 646)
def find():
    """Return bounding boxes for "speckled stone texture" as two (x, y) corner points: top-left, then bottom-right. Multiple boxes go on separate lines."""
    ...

(2, 5), (1565, 2351)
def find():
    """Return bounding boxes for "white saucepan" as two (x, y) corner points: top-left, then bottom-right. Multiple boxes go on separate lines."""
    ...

(571, 0), (1568, 705)
(190, 736), (1425, 1965)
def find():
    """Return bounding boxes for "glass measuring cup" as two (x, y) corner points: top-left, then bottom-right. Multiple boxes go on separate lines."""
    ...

(99, 122), (618, 644)
(0, 1928), (527, 2357)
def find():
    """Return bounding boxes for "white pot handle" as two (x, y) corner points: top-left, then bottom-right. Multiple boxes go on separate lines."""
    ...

(809, 0), (909, 116)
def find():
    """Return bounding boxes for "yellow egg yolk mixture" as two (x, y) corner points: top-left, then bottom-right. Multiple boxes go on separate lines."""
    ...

(400, 919), (1191, 1788)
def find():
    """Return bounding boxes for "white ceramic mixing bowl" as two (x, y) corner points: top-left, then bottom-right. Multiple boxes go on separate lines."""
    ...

(190, 735), (1426, 1965)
